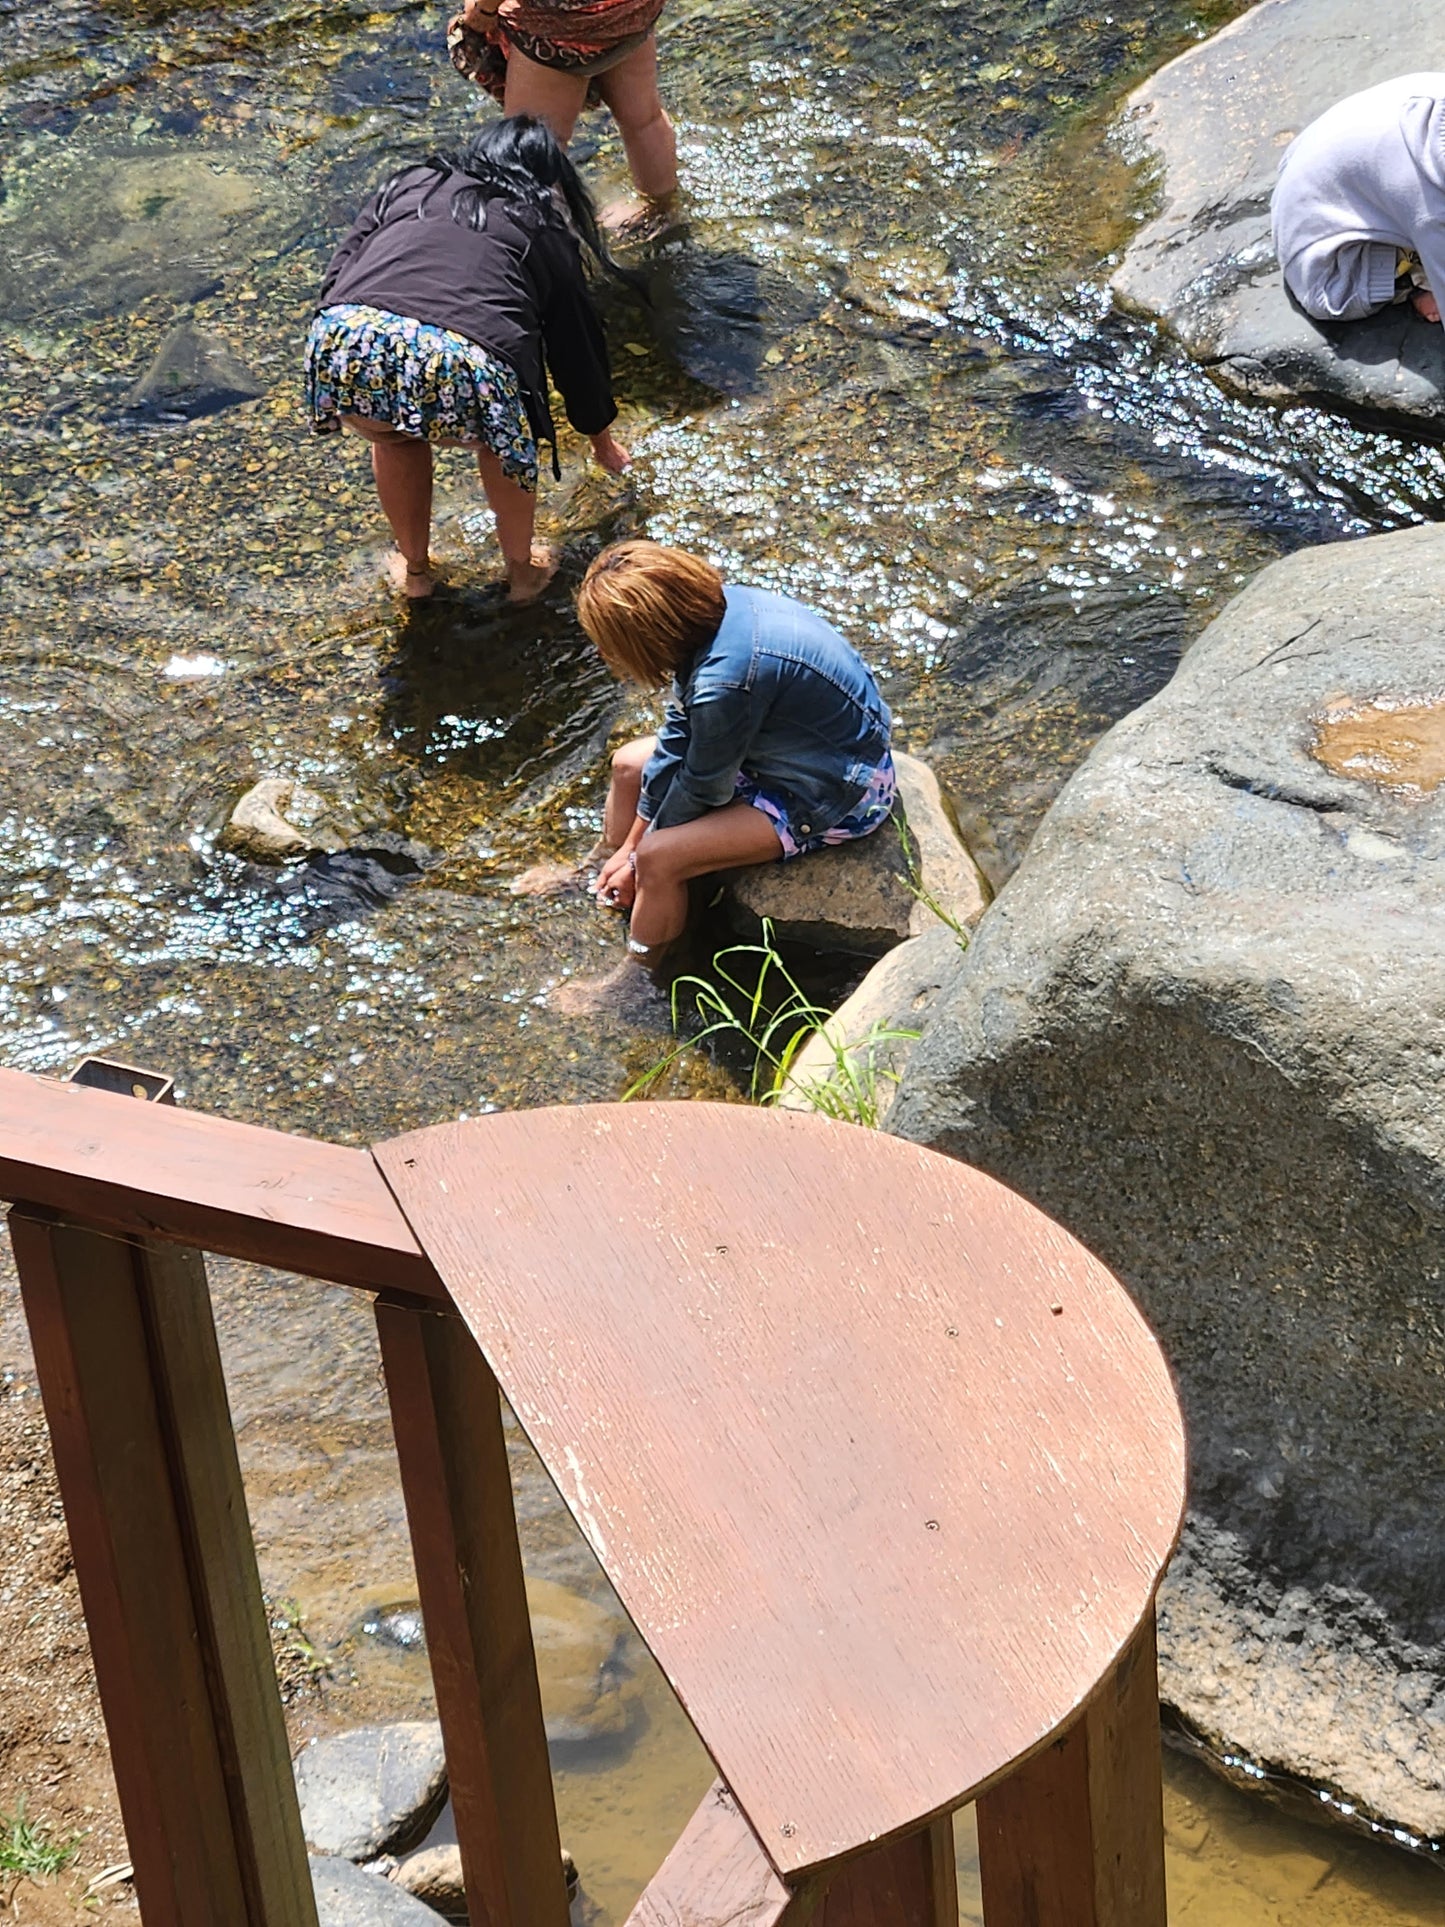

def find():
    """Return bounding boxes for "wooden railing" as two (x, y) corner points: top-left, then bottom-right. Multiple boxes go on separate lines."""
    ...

(0, 1064), (1188, 1927)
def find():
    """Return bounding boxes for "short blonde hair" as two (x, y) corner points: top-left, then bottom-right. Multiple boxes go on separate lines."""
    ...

(576, 541), (726, 686)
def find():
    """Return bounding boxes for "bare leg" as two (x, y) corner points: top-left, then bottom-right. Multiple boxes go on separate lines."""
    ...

(502, 48), (588, 145)
(345, 418), (435, 597)
(596, 37), (677, 208)
(476, 449), (555, 602)
(629, 802), (782, 949)
(604, 735), (654, 846)
(512, 736), (655, 896)
(1412, 287), (1441, 325)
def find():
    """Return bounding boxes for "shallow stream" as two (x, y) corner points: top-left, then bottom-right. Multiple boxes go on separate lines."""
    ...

(2, 0), (1444, 1920)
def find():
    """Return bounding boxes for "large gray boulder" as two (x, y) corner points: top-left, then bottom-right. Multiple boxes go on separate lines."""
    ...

(1112, 0), (1445, 436)
(295, 1723), (448, 1861)
(888, 523), (1445, 1840)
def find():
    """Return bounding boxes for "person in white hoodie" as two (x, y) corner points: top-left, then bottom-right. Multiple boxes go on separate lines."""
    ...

(1272, 73), (1445, 330)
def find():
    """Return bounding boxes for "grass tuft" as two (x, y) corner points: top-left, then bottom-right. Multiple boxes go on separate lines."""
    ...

(624, 921), (918, 1128)
(0, 1801), (82, 1880)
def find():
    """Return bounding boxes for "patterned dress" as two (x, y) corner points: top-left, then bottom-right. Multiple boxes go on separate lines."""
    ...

(304, 303), (538, 492)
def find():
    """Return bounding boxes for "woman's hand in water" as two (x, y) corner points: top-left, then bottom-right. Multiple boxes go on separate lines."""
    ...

(593, 849), (636, 909)
(590, 430), (632, 474)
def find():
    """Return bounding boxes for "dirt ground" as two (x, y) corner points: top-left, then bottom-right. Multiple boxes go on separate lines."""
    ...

(0, 1376), (329, 1924)
(0, 1378), (136, 1923)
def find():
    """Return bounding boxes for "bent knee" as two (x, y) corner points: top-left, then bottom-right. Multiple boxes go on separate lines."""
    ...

(631, 837), (678, 888)
(612, 736), (655, 779)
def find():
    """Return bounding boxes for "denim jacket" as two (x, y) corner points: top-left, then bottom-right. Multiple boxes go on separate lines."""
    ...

(637, 585), (892, 840)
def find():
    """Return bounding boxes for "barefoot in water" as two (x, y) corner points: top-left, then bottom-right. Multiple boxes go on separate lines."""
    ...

(550, 958), (666, 1020)
(507, 542), (558, 604)
(599, 194), (679, 242)
(1412, 287), (1442, 325)
(385, 552), (437, 599)
(510, 858), (594, 898)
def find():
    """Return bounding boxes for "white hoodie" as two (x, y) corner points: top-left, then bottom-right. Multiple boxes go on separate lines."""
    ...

(1272, 72), (1445, 326)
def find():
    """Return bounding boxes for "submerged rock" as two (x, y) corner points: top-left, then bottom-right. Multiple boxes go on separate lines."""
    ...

(720, 752), (987, 957)
(1112, 0), (1445, 437)
(221, 778), (336, 864)
(122, 322), (263, 422)
(310, 1854), (443, 1926)
(349, 1579), (641, 1752)
(888, 523), (1445, 1841)
(295, 1722), (448, 1861)
(527, 1574), (640, 1750)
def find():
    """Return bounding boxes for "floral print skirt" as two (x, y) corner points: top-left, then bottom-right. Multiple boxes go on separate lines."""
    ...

(304, 303), (538, 492)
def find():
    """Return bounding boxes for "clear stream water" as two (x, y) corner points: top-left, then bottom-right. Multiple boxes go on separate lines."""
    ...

(1, 1), (1443, 1920)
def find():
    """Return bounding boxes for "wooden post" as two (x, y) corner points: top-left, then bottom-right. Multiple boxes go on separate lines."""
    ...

(813, 1816), (957, 1927)
(9, 1209), (317, 1927)
(975, 1613), (1167, 1927)
(375, 1300), (568, 1927)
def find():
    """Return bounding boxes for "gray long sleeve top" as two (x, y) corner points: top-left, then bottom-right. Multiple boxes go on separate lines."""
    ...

(1272, 73), (1445, 327)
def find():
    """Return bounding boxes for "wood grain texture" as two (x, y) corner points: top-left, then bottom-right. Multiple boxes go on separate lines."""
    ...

(139, 1236), (319, 1927)
(975, 1613), (1167, 1927)
(0, 1067), (436, 1296)
(375, 1302), (568, 1927)
(374, 1103), (1187, 1877)
(814, 1816), (957, 1927)
(10, 1211), (319, 1926)
(623, 1782), (794, 1927)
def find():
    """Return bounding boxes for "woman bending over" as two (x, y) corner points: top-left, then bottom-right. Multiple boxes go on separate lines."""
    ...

(306, 116), (631, 602)
(1273, 73), (1445, 330)
(533, 541), (895, 1001)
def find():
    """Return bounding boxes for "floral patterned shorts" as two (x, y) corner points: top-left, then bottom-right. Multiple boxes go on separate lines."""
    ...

(304, 303), (538, 492)
(734, 755), (897, 861)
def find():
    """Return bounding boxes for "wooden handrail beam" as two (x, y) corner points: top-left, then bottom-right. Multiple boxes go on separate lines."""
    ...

(0, 1067), (439, 1298)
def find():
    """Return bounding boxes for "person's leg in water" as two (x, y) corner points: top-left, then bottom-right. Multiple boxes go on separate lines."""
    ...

(476, 448), (554, 602)
(595, 37), (677, 217)
(502, 49), (588, 146)
(512, 735), (655, 895)
(502, 39), (675, 217)
(552, 800), (783, 1013)
(345, 418), (437, 598)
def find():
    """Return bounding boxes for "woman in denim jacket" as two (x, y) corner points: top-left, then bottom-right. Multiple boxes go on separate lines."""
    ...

(519, 540), (894, 988)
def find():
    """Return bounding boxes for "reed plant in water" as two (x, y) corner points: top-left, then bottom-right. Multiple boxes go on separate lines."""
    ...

(624, 921), (919, 1129)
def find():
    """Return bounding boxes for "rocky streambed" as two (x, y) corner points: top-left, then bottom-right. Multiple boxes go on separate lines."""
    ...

(3, 0), (1445, 1922)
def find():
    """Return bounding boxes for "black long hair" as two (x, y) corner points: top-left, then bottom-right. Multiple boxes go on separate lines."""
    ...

(377, 115), (633, 285)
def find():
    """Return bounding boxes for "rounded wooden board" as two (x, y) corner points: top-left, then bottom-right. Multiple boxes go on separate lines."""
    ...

(374, 1103), (1186, 1877)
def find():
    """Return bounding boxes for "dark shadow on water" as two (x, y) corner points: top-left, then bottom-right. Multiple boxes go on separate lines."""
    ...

(599, 228), (822, 400)
(378, 575), (622, 796)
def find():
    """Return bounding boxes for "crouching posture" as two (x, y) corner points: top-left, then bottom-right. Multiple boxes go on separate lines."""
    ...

(566, 540), (894, 987)
(305, 116), (630, 602)
(1273, 73), (1445, 329)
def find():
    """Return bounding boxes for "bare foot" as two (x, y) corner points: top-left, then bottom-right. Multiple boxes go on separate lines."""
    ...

(600, 194), (679, 242)
(1411, 287), (1441, 325)
(551, 958), (665, 1020)
(507, 542), (558, 604)
(385, 552), (437, 599)
(510, 859), (591, 898)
